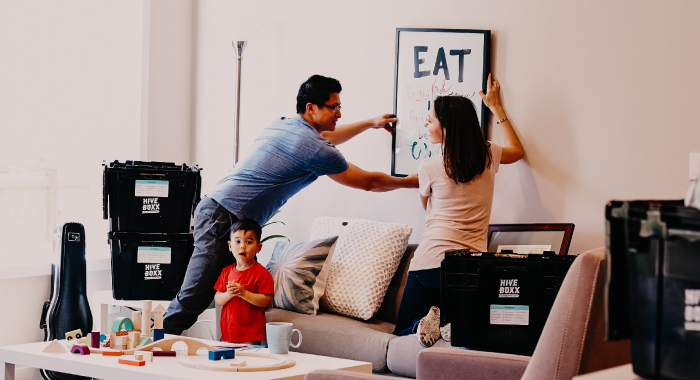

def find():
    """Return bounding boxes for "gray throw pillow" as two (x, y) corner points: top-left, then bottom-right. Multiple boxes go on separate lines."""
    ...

(265, 236), (338, 315)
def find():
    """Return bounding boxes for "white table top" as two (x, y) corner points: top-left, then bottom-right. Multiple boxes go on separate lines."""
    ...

(0, 339), (371, 380)
(573, 364), (646, 380)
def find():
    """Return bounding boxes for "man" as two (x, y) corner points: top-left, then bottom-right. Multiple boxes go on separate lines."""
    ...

(164, 75), (418, 334)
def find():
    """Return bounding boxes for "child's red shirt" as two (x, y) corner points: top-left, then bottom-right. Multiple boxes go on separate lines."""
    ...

(214, 262), (274, 343)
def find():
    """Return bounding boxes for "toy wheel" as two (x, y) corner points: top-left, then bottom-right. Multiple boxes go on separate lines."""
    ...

(75, 333), (82, 339)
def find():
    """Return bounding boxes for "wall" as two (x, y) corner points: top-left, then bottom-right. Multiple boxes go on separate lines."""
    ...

(191, 0), (700, 263)
(0, 0), (197, 363)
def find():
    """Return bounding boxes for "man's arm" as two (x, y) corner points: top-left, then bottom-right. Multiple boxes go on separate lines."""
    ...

(329, 163), (418, 192)
(321, 114), (396, 145)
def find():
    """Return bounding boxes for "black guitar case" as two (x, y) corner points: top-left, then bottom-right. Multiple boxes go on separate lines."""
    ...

(39, 223), (93, 380)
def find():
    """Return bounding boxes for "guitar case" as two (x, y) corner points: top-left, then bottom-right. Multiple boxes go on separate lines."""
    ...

(39, 223), (93, 380)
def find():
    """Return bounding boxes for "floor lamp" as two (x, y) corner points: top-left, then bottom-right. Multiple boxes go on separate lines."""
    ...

(233, 40), (247, 165)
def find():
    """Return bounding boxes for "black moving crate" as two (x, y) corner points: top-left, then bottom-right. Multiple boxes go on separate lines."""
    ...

(441, 250), (575, 355)
(606, 200), (700, 380)
(109, 232), (194, 301)
(103, 160), (201, 233)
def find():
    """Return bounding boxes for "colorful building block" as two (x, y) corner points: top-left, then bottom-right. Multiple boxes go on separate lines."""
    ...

(134, 351), (153, 362)
(118, 358), (145, 367)
(111, 317), (134, 333)
(90, 332), (100, 348)
(153, 328), (164, 341)
(70, 344), (90, 355)
(208, 348), (236, 360)
(43, 340), (67, 354)
(152, 350), (176, 357)
(102, 350), (122, 356)
(65, 329), (83, 340)
(137, 337), (153, 347)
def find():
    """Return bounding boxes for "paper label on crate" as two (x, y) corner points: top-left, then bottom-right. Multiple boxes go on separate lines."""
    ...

(135, 180), (169, 198)
(685, 289), (700, 331)
(137, 246), (172, 265)
(490, 305), (529, 325)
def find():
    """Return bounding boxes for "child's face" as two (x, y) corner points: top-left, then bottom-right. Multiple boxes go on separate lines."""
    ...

(228, 229), (262, 267)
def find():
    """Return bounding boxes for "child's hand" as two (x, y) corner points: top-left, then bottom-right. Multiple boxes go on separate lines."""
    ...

(227, 281), (247, 298)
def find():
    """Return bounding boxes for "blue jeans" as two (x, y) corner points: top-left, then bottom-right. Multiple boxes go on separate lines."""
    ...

(164, 196), (238, 334)
(393, 268), (441, 336)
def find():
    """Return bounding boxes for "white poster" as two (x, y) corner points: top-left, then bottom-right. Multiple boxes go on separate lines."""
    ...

(392, 29), (490, 176)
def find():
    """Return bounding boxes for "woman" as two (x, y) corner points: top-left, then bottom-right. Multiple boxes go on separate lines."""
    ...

(393, 74), (524, 347)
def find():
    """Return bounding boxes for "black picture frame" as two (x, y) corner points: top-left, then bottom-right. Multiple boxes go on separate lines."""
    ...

(487, 223), (576, 256)
(391, 28), (491, 177)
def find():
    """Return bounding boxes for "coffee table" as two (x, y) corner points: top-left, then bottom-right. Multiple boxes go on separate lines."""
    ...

(0, 338), (371, 380)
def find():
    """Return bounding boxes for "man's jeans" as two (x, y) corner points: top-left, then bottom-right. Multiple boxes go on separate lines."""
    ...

(164, 196), (238, 334)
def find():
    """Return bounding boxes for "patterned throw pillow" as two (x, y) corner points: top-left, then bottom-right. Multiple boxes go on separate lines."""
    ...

(309, 217), (412, 320)
(265, 236), (338, 315)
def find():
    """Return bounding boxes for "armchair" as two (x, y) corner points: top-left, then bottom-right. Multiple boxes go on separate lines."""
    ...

(306, 248), (630, 380)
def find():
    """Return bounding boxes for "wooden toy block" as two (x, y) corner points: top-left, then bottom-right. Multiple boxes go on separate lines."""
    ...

(132, 310), (141, 330)
(151, 350), (176, 357)
(119, 358), (145, 367)
(152, 304), (167, 314)
(229, 360), (246, 367)
(127, 341), (135, 350)
(153, 314), (163, 329)
(128, 331), (141, 342)
(115, 335), (127, 346)
(153, 328), (164, 341)
(102, 350), (122, 356)
(134, 351), (153, 362)
(90, 332), (100, 348)
(111, 317), (134, 333)
(137, 337), (153, 347)
(43, 340), (68, 354)
(142, 301), (152, 338)
(70, 344), (90, 355)
(65, 329), (83, 340)
(209, 348), (236, 361)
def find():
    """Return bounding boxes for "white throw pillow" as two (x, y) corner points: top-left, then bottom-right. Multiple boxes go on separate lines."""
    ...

(309, 217), (413, 320)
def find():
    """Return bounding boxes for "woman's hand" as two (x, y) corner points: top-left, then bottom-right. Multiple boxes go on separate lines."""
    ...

(479, 74), (505, 118)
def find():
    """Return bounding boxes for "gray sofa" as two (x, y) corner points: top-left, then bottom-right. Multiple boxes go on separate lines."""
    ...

(266, 244), (447, 377)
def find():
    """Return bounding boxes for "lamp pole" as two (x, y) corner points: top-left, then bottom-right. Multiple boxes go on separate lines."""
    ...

(233, 41), (247, 165)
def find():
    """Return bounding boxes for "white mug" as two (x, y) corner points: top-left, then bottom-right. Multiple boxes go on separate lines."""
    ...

(266, 322), (302, 354)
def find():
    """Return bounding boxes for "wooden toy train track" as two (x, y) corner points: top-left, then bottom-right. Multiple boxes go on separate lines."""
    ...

(86, 337), (296, 372)
(177, 351), (296, 372)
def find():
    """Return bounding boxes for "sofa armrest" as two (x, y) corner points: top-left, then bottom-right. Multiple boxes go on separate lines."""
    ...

(417, 348), (530, 380)
(305, 369), (387, 380)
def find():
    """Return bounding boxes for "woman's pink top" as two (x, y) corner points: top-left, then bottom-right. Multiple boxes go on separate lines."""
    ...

(409, 143), (502, 272)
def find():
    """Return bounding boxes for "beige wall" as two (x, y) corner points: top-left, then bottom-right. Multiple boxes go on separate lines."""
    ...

(191, 0), (700, 262)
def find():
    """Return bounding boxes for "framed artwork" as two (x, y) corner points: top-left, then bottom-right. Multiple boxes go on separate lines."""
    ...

(391, 28), (491, 177)
(487, 224), (576, 256)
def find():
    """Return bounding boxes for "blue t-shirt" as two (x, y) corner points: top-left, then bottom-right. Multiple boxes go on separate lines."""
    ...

(208, 115), (349, 225)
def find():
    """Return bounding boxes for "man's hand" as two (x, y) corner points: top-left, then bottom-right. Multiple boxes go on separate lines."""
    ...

(370, 114), (398, 134)
(322, 114), (398, 145)
(405, 174), (419, 188)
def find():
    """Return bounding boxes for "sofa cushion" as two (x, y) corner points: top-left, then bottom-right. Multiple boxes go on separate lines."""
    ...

(265, 236), (338, 315)
(266, 308), (397, 372)
(387, 335), (454, 378)
(309, 216), (412, 320)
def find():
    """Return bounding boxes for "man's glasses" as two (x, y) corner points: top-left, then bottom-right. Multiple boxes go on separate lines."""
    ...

(320, 103), (341, 112)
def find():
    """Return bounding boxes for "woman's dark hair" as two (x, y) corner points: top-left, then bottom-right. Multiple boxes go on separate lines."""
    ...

(434, 95), (492, 184)
(229, 218), (262, 242)
(296, 75), (342, 114)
